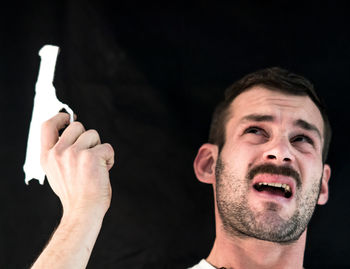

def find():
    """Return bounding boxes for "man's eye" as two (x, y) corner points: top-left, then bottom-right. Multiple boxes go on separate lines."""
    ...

(244, 127), (265, 136)
(292, 135), (314, 145)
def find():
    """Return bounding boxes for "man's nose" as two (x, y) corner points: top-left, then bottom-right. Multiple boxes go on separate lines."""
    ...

(263, 137), (294, 164)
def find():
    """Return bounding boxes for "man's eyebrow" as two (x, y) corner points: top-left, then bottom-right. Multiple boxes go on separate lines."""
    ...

(294, 119), (322, 139)
(239, 114), (322, 139)
(240, 114), (274, 123)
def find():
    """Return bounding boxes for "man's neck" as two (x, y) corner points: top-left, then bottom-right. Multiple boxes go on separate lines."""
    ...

(206, 229), (306, 269)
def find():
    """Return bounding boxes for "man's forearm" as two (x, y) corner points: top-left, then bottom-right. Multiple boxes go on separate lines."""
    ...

(31, 212), (104, 269)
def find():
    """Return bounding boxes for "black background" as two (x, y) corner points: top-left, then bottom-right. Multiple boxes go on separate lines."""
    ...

(1, 1), (350, 268)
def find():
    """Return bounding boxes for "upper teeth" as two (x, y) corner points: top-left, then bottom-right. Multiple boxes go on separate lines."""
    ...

(258, 182), (291, 193)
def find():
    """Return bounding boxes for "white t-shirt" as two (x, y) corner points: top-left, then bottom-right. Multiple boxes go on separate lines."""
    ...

(188, 259), (216, 269)
(189, 259), (306, 269)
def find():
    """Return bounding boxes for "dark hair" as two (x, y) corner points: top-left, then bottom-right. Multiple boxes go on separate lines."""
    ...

(208, 67), (331, 163)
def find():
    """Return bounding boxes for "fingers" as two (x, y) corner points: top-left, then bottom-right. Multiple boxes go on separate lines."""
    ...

(41, 113), (114, 170)
(58, 121), (86, 149)
(89, 143), (115, 171)
(74, 129), (101, 150)
(42, 114), (103, 151)
(41, 113), (70, 153)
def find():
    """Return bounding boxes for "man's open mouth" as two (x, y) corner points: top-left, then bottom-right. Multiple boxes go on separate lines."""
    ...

(253, 182), (292, 198)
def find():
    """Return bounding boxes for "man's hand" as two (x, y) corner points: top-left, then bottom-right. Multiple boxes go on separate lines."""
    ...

(31, 113), (115, 269)
(41, 112), (114, 217)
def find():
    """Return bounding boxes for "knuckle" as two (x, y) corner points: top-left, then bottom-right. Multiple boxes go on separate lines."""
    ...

(67, 145), (81, 160)
(71, 121), (85, 132)
(87, 129), (100, 139)
(80, 149), (95, 162)
(69, 143), (80, 154)
(51, 146), (64, 159)
(103, 143), (114, 155)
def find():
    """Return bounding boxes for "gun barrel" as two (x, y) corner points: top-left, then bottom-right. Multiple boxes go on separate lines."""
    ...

(37, 45), (60, 86)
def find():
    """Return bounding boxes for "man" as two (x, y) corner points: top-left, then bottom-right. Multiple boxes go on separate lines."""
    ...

(31, 67), (331, 269)
(189, 67), (331, 268)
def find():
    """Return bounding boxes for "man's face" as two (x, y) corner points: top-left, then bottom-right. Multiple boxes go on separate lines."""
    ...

(215, 86), (328, 243)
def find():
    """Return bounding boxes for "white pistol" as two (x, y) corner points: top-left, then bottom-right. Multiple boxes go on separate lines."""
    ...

(23, 45), (74, 185)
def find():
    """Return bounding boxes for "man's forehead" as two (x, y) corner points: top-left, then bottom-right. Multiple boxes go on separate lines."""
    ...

(227, 86), (324, 135)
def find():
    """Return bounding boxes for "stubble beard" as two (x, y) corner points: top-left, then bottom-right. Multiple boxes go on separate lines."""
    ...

(215, 157), (322, 243)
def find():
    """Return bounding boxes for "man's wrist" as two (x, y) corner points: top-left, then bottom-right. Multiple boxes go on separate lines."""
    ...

(31, 204), (106, 269)
(61, 206), (107, 228)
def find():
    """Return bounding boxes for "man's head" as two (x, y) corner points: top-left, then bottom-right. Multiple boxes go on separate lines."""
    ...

(193, 67), (331, 243)
(209, 67), (331, 163)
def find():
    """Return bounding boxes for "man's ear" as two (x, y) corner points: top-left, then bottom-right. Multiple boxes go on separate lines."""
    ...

(193, 143), (218, 184)
(317, 164), (331, 205)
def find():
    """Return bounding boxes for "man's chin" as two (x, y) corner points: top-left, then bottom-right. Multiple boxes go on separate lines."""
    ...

(245, 210), (305, 243)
